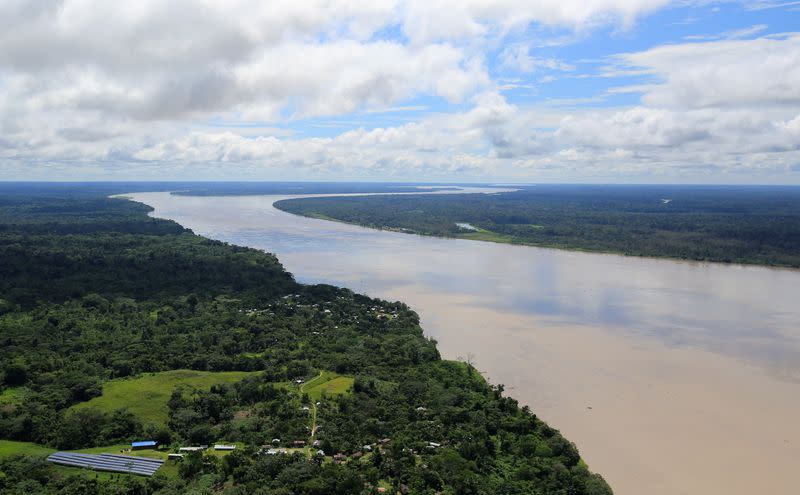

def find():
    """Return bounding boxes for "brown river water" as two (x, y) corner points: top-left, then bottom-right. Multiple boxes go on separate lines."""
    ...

(126, 191), (800, 495)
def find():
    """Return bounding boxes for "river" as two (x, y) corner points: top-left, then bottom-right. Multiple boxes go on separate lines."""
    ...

(126, 191), (800, 495)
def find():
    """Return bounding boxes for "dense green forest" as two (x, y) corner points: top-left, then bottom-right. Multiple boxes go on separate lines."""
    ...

(275, 185), (800, 267)
(0, 185), (611, 495)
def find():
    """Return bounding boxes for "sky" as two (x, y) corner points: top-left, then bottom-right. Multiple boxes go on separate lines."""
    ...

(1, 1), (799, 184)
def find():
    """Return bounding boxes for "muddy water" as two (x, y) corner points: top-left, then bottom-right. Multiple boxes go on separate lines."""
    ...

(127, 192), (800, 495)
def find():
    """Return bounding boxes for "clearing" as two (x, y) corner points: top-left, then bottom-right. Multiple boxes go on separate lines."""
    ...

(69, 369), (259, 425)
(301, 371), (354, 401)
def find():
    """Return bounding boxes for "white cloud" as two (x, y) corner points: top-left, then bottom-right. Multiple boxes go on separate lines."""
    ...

(683, 24), (769, 41)
(499, 43), (576, 73)
(0, 1), (799, 182)
(399, 0), (674, 43)
(611, 33), (800, 109)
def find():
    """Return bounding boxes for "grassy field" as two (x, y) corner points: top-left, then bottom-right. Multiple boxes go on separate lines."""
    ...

(0, 440), (55, 459)
(301, 371), (354, 401)
(0, 439), (253, 480)
(457, 227), (515, 244)
(0, 440), (172, 460)
(0, 440), (180, 479)
(69, 369), (259, 425)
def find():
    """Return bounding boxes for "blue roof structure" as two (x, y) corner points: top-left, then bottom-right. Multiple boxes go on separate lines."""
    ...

(131, 440), (157, 448)
(47, 452), (163, 476)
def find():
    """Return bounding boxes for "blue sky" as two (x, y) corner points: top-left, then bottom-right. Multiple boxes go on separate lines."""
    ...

(1, 1), (799, 183)
(275, 2), (799, 137)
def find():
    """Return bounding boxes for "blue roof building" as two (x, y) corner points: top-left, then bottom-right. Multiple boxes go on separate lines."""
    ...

(131, 440), (158, 450)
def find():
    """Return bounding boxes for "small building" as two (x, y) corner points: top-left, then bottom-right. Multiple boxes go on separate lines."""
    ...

(315, 449), (325, 457)
(351, 451), (363, 460)
(214, 444), (236, 451)
(333, 453), (347, 463)
(168, 453), (184, 461)
(427, 442), (441, 449)
(362, 445), (373, 452)
(271, 438), (281, 445)
(312, 439), (321, 447)
(131, 440), (158, 450)
(179, 446), (205, 452)
(293, 440), (306, 447)
(265, 448), (287, 455)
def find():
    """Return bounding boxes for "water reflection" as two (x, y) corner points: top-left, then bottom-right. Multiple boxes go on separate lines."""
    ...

(128, 191), (800, 376)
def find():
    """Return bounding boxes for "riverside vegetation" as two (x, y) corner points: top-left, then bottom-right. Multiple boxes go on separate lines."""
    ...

(0, 185), (611, 495)
(275, 185), (800, 267)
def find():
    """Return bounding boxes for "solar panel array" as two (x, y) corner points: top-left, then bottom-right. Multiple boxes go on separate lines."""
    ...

(47, 452), (164, 476)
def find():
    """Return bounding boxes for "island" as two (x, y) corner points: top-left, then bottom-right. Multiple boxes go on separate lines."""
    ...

(274, 184), (800, 268)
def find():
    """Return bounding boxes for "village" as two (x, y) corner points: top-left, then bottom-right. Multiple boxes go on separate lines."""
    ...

(45, 366), (444, 482)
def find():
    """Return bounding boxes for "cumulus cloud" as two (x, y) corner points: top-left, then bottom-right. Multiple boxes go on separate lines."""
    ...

(610, 33), (800, 109)
(0, 1), (798, 182)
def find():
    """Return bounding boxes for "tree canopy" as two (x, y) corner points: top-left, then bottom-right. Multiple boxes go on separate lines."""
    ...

(0, 187), (611, 495)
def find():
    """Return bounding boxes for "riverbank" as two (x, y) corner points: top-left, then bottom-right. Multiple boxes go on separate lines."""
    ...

(129, 191), (800, 495)
(273, 185), (800, 269)
(0, 186), (612, 494)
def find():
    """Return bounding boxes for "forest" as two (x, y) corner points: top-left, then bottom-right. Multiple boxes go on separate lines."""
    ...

(275, 185), (800, 267)
(0, 185), (611, 495)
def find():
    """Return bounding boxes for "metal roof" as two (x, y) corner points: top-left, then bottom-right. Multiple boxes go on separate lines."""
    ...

(131, 440), (157, 447)
(47, 452), (164, 476)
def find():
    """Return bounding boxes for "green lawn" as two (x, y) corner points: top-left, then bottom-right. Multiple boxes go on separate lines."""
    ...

(69, 369), (259, 425)
(0, 440), (55, 459)
(456, 225), (516, 244)
(301, 371), (354, 401)
(0, 440), (171, 461)
(0, 440), (179, 479)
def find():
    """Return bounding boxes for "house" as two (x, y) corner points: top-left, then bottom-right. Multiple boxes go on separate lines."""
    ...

(179, 446), (205, 452)
(312, 439), (321, 447)
(214, 444), (236, 451)
(362, 445), (373, 452)
(315, 449), (325, 457)
(131, 440), (157, 450)
(293, 440), (306, 447)
(168, 453), (184, 460)
(271, 438), (281, 445)
(427, 442), (441, 449)
(351, 451), (363, 460)
(333, 453), (347, 463)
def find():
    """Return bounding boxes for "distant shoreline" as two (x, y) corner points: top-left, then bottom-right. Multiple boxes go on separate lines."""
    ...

(272, 192), (800, 270)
